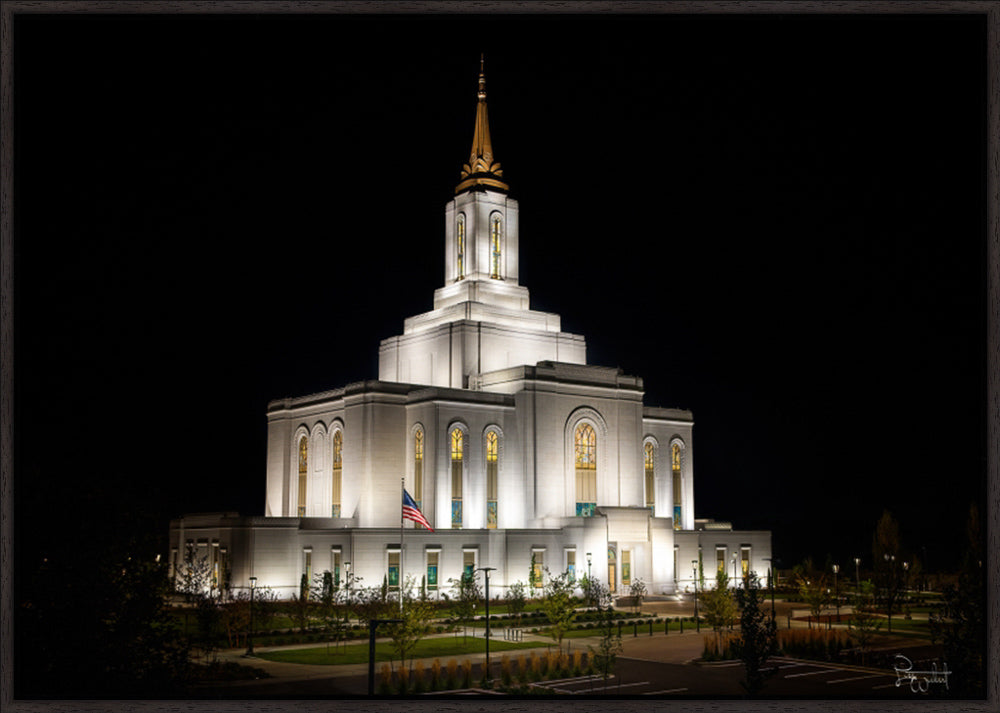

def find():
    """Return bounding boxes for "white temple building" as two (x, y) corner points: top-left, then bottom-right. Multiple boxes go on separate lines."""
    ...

(169, 62), (771, 599)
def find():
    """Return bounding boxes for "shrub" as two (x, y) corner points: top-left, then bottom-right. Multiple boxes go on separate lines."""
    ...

(412, 660), (425, 694)
(572, 650), (583, 676)
(500, 654), (512, 686)
(430, 658), (441, 691)
(546, 651), (559, 678)
(461, 659), (472, 688)
(516, 655), (528, 684)
(396, 665), (409, 695)
(378, 663), (392, 695)
(445, 659), (457, 689)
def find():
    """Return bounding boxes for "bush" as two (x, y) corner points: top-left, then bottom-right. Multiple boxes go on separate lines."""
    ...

(445, 659), (458, 689)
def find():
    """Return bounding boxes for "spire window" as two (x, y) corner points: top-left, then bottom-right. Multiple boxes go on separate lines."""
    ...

(456, 214), (466, 280)
(644, 442), (655, 511)
(414, 428), (424, 528)
(672, 443), (682, 531)
(486, 430), (498, 529)
(490, 215), (502, 279)
(451, 428), (464, 528)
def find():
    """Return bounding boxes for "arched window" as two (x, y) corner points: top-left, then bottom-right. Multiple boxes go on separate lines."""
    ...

(451, 428), (464, 528)
(297, 436), (308, 517)
(486, 430), (498, 529)
(672, 442), (682, 531)
(575, 423), (597, 517)
(644, 442), (655, 510)
(490, 214), (502, 279)
(414, 428), (424, 528)
(456, 214), (466, 280)
(331, 430), (343, 517)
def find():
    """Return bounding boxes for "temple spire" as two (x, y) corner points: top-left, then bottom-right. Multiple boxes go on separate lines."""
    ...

(456, 54), (509, 193)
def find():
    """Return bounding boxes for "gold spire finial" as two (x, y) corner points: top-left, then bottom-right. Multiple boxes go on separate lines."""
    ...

(457, 54), (509, 193)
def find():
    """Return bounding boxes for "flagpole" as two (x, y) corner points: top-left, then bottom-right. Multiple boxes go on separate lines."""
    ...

(399, 475), (406, 615)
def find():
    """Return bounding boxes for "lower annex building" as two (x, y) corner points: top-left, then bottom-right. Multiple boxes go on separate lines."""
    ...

(169, 61), (772, 600)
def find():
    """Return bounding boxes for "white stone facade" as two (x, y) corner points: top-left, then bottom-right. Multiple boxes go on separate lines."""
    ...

(168, 72), (771, 599)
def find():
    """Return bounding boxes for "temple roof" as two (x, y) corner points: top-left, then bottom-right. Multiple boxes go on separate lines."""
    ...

(456, 55), (509, 193)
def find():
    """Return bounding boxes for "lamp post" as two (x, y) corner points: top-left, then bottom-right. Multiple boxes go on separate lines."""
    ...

(344, 561), (351, 602)
(692, 560), (700, 633)
(476, 566), (496, 683)
(854, 557), (860, 592)
(586, 552), (592, 580)
(902, 561), (910, 619)
(731, 553), (738, 588)
(832, 564), (840, 622)
(245, 576), (257, 656)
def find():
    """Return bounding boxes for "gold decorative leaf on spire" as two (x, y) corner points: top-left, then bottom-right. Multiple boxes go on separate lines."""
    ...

(456, 54), (509, 193)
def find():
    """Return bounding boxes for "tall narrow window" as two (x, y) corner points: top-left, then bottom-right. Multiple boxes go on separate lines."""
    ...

(451, 428), (463, 528)
(490, 214), (502, 279)
(566, 550), (576, 581)
(644, 442), (655, 510)
(387, 550), (400, 590)
(414, 429), (424, 527)
(486, 430), (498, 529)
(717, 547), (726, 575)
(622, 550), (632, 587)
(297, 436), (308, 517)
(532, 550), (545, 588)
(607, 547), (617, 594)
(303, 549), (313, 598)
(456, 215), (466, 280)
(463, 550), (476, 579)
(575, 423), (597, 517)
(331, 430), (342, 518)
(672, 443), (682, 530)
(426, 551), (439, 590)
(741, 547), (751, 579)
(331, 548), (342, 589)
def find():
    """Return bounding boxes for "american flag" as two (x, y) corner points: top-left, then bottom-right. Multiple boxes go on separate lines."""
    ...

(402, 489), (434, 531)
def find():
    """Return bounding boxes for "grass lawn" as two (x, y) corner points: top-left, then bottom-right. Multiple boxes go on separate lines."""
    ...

(258, 636), (544, 665)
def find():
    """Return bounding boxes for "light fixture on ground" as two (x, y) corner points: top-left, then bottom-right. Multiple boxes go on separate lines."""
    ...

(245, 576), (257, 656)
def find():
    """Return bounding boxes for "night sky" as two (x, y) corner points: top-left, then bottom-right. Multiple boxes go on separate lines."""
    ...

(13, 13), (987, 576)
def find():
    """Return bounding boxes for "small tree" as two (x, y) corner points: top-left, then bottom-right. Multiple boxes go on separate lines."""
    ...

(447, 571), (482, 642)
(848, 579), (882, 664)
(528, 552), (539, 593)
(579, 574), (600, 609)
(699, 570), (736, 654)
(733, 572), (777, 695)
(387, 576), (436, 673)
(587, 579), (622, 684)
(540, 567), (577, 653)
(628, 578), (647, 614)
(795, 570), (828, 629)
(504, 581), (527, 629)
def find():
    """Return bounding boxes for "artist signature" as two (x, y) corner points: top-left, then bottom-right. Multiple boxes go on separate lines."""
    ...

(893, 654), (950, 693)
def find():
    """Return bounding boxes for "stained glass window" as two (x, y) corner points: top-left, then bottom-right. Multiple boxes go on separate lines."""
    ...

(575, 423), (596, 516)
(672, 443), (682, 531)
(490, 215), (502, 279)
(388, 551), (400, 589)
(566, 550), (576, 582)
(297, 436), (308, 517)
(644, 442), (655, 510)
(414, 429), (424, 526)
(607, 547), (617, 594)
(331, 431), (342, 518)
(456, 215), (466, 280)
(741, 547), (751, 578)
(486, 430), (498, 529)
(533, 550), (544, 588)
(451, 428), (463, 528)
(427, 551), (438, 589)
(622, 550), (631, 587)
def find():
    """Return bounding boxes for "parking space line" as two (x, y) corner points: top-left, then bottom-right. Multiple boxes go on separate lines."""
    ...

(583, 681), (651, 692)
(784, 668), (835, 678)
(827, 674), (887, 684)
(645, 687), (689, 694)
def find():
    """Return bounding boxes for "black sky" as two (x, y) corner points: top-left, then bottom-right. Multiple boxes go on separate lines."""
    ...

(13, 13), (987, 574)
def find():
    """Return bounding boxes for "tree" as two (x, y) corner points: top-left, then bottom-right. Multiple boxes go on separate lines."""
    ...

(528, 552), (539, 592)
(871, 509), (904, 633)
(628, 577), (647, 614)
(930, 503), (985, 697)
(351, 583), (391, 630)
(504, 580), (527, 629)
(733, 572), (777, 695)
(579, 573), (600, 609)
(587, 579), (622, 685)
(386, 576), (436, 673)
(699, 570), (736, 653)
(540, 567), (577, 652)
(447, 571), (482, 642)
(795, 571), (829, 629)
(847, 580), (882, 664)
